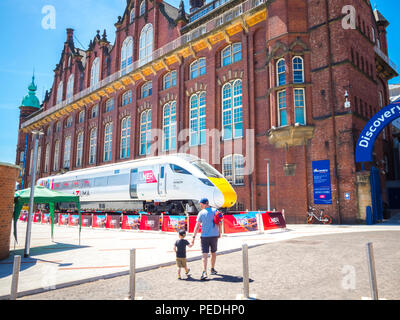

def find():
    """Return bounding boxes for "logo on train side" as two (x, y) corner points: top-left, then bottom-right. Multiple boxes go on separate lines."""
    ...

(143, 170), (158, 184)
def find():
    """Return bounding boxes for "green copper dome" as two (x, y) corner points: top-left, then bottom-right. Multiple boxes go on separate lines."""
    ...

(21, 75), (41, 109)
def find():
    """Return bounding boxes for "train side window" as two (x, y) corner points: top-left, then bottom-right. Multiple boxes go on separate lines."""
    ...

(94, 176), (107, 187)
(130, 169), (138, 199)
(170, 164), (190, 175)
(160, 166), (165, 179)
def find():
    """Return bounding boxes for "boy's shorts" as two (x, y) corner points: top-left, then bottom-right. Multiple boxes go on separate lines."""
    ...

(176, 258), (187, 268)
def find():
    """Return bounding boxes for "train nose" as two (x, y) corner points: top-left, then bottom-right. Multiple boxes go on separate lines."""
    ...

(213, 188), (225, 208)
(209, 178), (237, 208)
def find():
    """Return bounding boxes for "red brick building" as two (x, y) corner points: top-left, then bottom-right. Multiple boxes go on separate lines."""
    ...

(16, 0), (397, 223)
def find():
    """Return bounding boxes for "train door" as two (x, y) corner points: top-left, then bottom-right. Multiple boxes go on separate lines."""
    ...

(158, 164), (167, 197)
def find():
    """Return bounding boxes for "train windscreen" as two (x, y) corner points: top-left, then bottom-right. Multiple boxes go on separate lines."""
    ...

(191, 160), (223, 178)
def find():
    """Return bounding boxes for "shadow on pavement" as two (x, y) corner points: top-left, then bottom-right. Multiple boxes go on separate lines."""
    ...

(183, 273), (253, 283)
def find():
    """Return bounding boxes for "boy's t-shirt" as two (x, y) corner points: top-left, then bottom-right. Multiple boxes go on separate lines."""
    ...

(175, 239), (190, 258)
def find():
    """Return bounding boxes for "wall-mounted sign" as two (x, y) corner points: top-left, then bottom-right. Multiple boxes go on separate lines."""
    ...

(312, 160), (332, 205)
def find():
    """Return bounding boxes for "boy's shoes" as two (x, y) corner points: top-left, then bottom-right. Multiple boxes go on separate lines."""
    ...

(210, 268), (218, 275)
(177, 275), (182, 280)
(185, 268), (191, 276)
(200, 271), (208, 280)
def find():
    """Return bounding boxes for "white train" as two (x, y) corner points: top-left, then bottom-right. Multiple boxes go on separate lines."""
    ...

(37, 154), (237, 214)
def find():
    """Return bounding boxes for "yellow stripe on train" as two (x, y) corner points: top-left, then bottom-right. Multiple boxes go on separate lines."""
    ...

(209, 177), (237, 208)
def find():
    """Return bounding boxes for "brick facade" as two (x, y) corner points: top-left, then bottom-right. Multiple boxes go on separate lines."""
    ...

(16, 0), (397, 223)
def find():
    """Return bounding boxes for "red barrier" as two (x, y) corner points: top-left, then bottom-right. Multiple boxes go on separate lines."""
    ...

(68, 215), (80, 226)
(261, 212), (286, 230)
(41, 213), (50, 224)
(92, 215), (107, 228)
(121, 215), (141, 230)
(161, 215), (186, 232)
(139, 215), (161, 231)
(81, 215), (93, 227)
(187, 216), (201, 233)
(223, 213), (258, 234)
(59, 214), (69, 226)
(19, 212), (28, 222)
(106, 215), (121, 229)
(33, 212), (41, 223)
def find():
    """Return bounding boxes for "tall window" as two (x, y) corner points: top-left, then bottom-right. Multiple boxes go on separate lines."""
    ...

(189, 92), (206, 146)
(63, 136), (71, 169)
(221, 43), (242, 67)
(120, 116), (131, 159)
(91, 57), (100, 87)
(29, 149), (34, 175)
(139, 1), (146, 15)
(66, 116), (73, 128)
(66, 74), (74, 99)
(76, 132), (84, 167)
(36, 146), (42, 173)
(141, 81), (152, 98)
(163, 71), (177, 90)
(104, 123), (113, 162)
(292, 57), (304, 83)
(222, 154), (244, 185)
(190, 58), (206, 79)
(78, 110), (85, 123)
(277, 90), (287, 126)
(294, 88), (306, 125)
(56, 121), (61, 133)
(91, 104), (99, 119)
(140, 110), (152, 155)
(121, 36), (133, 72)
(105, 98), (114, 112)
(163, 102), (177, 151)
(122, 90), (132, 106)
(56, 81), (63, 104)
(130, 9), (135, 23)
(53, 140), (60, 171)
(44, 144), (50, 173)
(139, 23), (153, 66)
(276, 59), (285, 86)
(222, 79), (243, 140)
(89, 128), (97, 164)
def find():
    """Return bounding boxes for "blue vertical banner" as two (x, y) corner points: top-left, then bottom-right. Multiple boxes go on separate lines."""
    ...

(312, 160), (332, 205)
(21, 134), (29, 189)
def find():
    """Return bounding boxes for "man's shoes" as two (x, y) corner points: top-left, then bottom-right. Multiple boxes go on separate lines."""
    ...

(210, 268), (218, 275)
(185, 268), (191, 276)
(200, 271), (208, 280)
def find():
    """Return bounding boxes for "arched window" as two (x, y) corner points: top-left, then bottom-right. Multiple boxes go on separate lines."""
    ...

(89, 128), (97, 164)
(190, 58), (206, 79)
(104, 123), (113, 162)
(221, 43), (242, 67)
(105, 98), (114, 113)
(276, 59), (285, 86)
(139, 23), (153, 66)
(277, 90), (287, 126)
(63, 136), (71, 169)
(222, 80), (243, 140)
(120, 116), (131, 159)
(130, 8), (135, 23)
(122, 90), (132, 106)
(140, 110), (152, 155)
(91, 104), (99, 119)
(141, 81), (152, 98)
(139, 1), (146, 15)
(222, 154), (244, 185)
(163, 71), (177, 90)
(56, 121), (61, 133)
(294, 88), (306, 125)
(44, 144), (50, 173)
(91, 57), (100, 87)
(189, 92), (206, 146)
(56, 81), (63, 104)
(66, 74), (74, 99)
(66, 116), (73, 128)
(78, 110), (85, 123)
(76, 132), (84, 167)
(292, 56), (304, 83)
(163, 101), (177, 151)
(121, 36), (133, 72)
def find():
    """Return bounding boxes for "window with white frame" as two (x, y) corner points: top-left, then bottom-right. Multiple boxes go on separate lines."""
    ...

(163, 71), (177, 90)
(56, 121), (61, 133)
(44, 144), (50, 173)
(122, 90), (132, 106)
(130, 8), (135, 23)
(277, 90), (287, 126)
(140, 110), (152, 155)
(89, 128), (97, 164)
(190, 58), (206, 79)
(91, 57), (100, 87)
(76, 132), (84, 167)
(276, 58), (286, 86)
(222, 154), (244, 185)
(63, 136), (71, 169)
(53, 140), (60, 171)
(222, 79), (243, 140)
(91, 104), (99, 119)
(294, 88), (306, 125)
(36, 146), (42, 173)
(292, 56), (304, 84)
(78, 110), (85, 123)
(104, 123), (113, 162)
(66, 116), (73, 128)
(141, 81), (152, 98)
(139, 1), (146, 15)
(105, 98), (114, 112)
(139, 23), (153, 66)
(163, 101), (177, 151)
(121, 36), (133, 72)
(120, 116), (131, 159)
(66, 74), (74, 99)
(57, 81), (63, 104)
(189, 92), (206, 146)
(221, 43), (242, 67)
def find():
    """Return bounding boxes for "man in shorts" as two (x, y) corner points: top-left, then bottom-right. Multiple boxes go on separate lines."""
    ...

(192, 198), (222, 280)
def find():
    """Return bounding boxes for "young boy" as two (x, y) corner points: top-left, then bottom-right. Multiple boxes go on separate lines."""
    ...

(174, 230), (193, 279)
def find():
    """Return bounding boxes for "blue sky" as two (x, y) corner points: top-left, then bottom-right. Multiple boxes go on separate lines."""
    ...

(0, 0), (398, 165)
